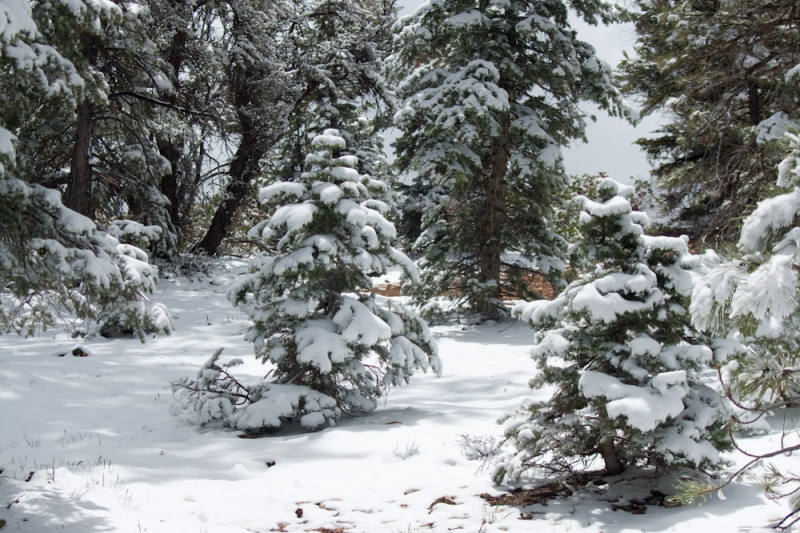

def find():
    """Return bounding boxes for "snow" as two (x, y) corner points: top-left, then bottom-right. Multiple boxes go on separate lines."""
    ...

(0, 259), (798, 532)
(0, 126), (15, 166)
(334, 296), (392, 346)
(445, 10), (485, 27)
(571, 275), (662, 323)
(738, 189), (800, 253)
(0, 0), (37, 44)
(259, 182), (307, 202)
(311, 129), (347, 150)
(268, 203), (319, 236)
(580, 194), (632, 217)
(786, 63), (800, 82)
(579, 370), (687, 432)
(755, 112), (797, 145)
(312, 182), (344, 204)
(234, 384), (339, 431)
(537, 143), (561, 167)
(107, 220), (163, 250)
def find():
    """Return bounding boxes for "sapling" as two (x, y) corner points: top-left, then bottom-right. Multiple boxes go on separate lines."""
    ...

(493, 178), (737, 483)
(173, 129), (440, 432)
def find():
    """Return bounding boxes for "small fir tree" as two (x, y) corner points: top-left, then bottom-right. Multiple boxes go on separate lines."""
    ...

(173, 129), (440, 432)
(493, 178), (738, 483)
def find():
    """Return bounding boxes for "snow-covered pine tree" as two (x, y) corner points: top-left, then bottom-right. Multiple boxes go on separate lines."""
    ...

(174, 129), (440, 432)
(389, 0), (634, 317)
(692, 132), (800, 407)
(261, 0), (398, 231)
(619, 0), (800, 245)
(681, 132), (800, 524)
(19, 0), (180, 257)
(0, 0), (171, 339)
(493, 178), (737, 483)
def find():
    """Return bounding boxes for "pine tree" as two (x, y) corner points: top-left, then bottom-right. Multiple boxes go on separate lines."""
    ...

(191, 0), (301, 256)
(389, 0), (633, 317)
(619, 0), (800, 245)
(691, 132), (800, 406)
(493, 178), (737, 483)
(262, 0), (398, 223)
(678, 134), (800, 523)
(0, 0), (171, 339)
(144, 0), (230, 249)
(17, 0), (181, 257)
(174, 129), (440, 432)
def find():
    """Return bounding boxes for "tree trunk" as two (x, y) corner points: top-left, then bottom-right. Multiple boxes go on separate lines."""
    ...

(65, 31), (99, 218)
(748, 79), (760, 126)
(157, 137), (181, 226)
(158, 28), (188, 228)
(597, 405), (625, 475)
(64, 100), (94, 217)
(192, 129), (263, 255)
(475, 109), (509, 312)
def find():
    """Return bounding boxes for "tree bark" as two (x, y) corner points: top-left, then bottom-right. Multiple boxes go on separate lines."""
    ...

(475, 109), (510, 312)
(65, 31), (100, 218)
(192, 121), (265, 256)
(748, 79), (760, 126)
(64, 100), (94, 217)
(597, 405), (625, 475)
(157, 137), (181, 225)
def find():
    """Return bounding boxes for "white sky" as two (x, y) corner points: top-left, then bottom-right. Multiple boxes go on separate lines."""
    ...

(563, 16), (662, 184)
(392, 0), (663, 185)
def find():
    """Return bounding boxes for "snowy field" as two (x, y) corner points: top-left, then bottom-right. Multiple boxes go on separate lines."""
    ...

(0, 260), (796, 532)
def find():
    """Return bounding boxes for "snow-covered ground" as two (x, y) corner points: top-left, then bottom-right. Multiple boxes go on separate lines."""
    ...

(0, 260), (795, 532)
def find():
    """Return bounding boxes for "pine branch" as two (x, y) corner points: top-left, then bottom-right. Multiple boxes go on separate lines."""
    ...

(108, 91), (212, 117)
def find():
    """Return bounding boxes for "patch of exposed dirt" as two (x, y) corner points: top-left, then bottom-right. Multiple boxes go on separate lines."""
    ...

(480, 483), (569, 507)
(479, 471), (601, 507)
(428, 496), (458, 513)
(373, 284), (402, 297)
(611, 490), (675, 515)
(372, 270), (558, 301)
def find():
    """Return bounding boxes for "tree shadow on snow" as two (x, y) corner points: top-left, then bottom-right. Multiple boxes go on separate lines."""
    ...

(432, 320), (536, 348)
(484, 470), (769, 533)
(1, 480), (115, 531)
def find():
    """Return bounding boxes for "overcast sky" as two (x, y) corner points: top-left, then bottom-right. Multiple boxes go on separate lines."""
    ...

(392, 0), (663, 185)
(562, 16), (662, 184)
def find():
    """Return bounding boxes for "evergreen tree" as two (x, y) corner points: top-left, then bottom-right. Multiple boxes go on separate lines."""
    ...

(192, 0), (398, 257)
(691, 132), (800, 406)
(262, 0), (398, 218)
(17, 0), (181, 257)
(493, 178), (737, 483)
(679, 133), (800, 524)
(191, 0), (302, 256)
(145, 0), (231, 249)
(0, 0), (171, 338)
(619, 0), (800, 245)
(389, 0), (633, 317)
(173, 130), (440, 431)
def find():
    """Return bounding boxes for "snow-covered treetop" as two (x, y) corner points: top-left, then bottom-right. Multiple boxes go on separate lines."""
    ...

(247, 129), (419, 289)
